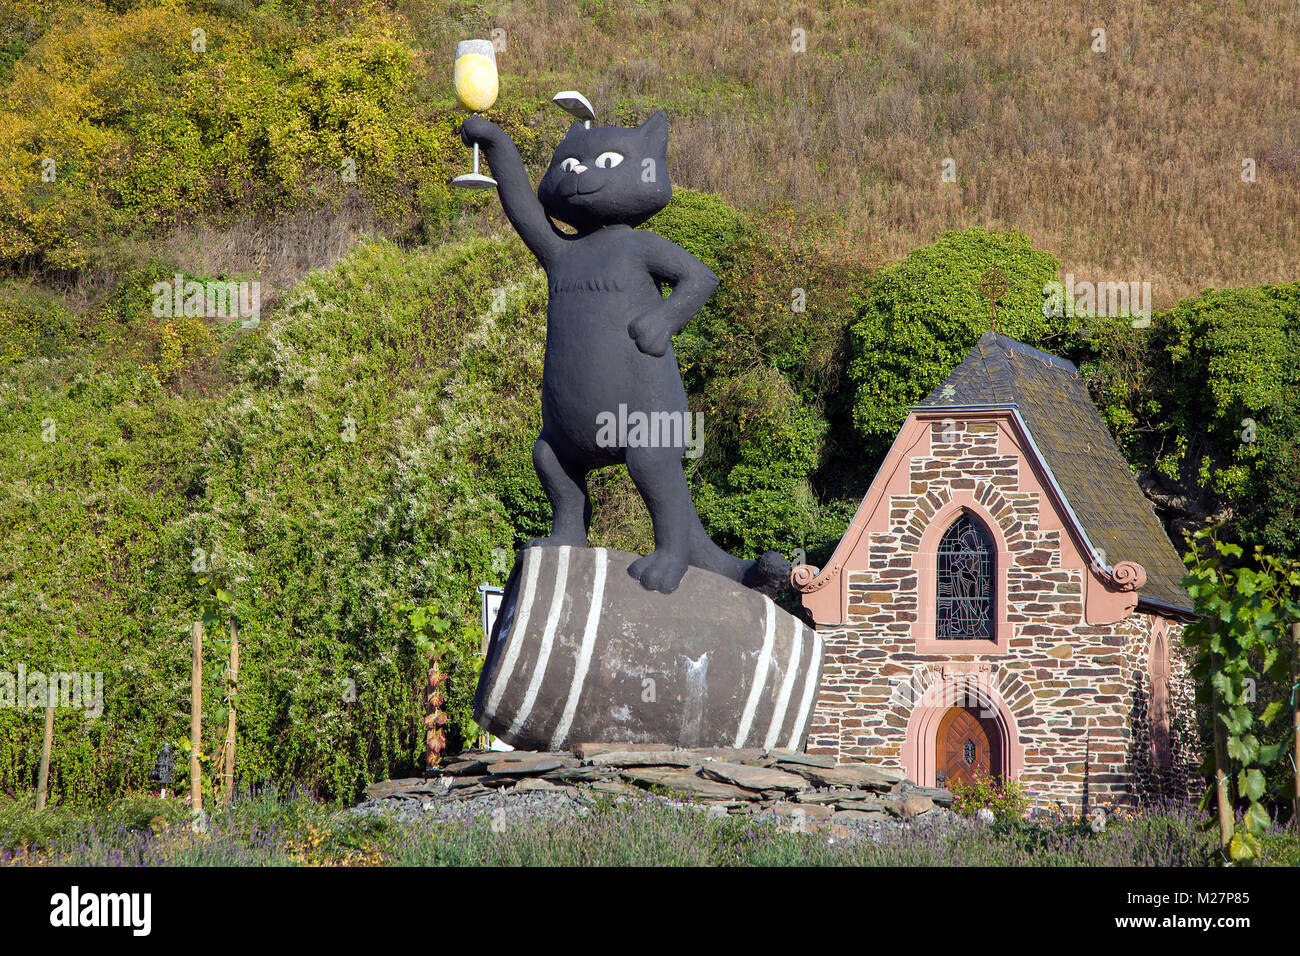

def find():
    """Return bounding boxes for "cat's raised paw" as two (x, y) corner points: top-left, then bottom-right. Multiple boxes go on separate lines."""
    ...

(460, 114), (500, 149)
(627, 550), (688, 594)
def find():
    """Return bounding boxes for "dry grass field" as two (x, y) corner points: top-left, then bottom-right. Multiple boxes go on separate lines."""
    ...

(412, 0), (1300, 306)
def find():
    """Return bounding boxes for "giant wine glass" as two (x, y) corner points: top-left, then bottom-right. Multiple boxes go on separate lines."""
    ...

(452, 39), (498, 189)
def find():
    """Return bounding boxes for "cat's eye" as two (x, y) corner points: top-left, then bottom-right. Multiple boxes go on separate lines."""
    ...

(594, 151), (624, 169)
(559, 157), (581, 172)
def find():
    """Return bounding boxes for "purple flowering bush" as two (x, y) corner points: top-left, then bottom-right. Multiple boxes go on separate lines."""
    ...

(4, 784), (1282, 866)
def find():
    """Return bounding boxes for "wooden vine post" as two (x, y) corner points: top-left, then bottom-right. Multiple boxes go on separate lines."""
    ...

(222, 616), (238, 806)
(191, 620), (203, 813)
(1292, 621), (1300, 825)
(1210, 651), (1234, 850)
(35, 693), (54, 812)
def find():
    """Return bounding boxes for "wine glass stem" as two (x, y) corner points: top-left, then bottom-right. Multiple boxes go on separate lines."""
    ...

(469, 109), (483, 175)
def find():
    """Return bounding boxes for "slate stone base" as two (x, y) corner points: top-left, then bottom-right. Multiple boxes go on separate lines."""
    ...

(359, 745), (958, 834)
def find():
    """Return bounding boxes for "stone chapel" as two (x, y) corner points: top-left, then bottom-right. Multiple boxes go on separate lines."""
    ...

(793, 331), (1201, 811)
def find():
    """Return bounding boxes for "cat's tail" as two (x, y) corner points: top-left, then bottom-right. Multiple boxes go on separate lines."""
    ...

(687, 517), (792, 597)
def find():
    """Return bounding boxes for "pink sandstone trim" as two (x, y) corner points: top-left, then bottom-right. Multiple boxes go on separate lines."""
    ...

(901, 672), (1026, 786)
(795, 416), (932, 625)
(1148, 616), (1173, 769)
(913, 493), (1012, 655)
(1083, 559), (1147, 625)
(797, 407), (1147, 628)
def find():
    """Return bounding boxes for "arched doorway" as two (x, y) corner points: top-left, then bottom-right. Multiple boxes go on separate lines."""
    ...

(901, 672), (1024, 787)
(935, 705), (1003, 788)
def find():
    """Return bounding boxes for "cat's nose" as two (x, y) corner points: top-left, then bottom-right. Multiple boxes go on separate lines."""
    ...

(570, 164), (588, 174)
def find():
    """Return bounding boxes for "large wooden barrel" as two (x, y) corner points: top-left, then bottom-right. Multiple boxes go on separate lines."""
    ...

(474, 545), (824, 752)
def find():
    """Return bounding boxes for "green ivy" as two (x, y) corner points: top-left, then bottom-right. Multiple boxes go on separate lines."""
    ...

(1075, 282), (1300, 560)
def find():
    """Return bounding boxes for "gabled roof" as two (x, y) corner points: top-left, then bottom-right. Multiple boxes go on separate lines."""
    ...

(917, 331), (1192, 613)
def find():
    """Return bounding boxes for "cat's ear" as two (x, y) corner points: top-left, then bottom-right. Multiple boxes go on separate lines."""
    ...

(638, 109), (669, 152)
(561, 120), (587, 140)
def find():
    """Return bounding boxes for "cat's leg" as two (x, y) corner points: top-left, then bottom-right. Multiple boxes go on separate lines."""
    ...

(528, 434), (591, 549)
(624, 444), (692, 594)
(741, 550), (794, 597)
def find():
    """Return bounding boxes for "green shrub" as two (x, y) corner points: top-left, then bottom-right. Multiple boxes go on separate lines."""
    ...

(0, 789), (187, 852)
(0, 234), (550, 805)
(0, 329), (209, 804)
(0, 1), (499, 275)
(103, 792), (191, 833)
(156, 236), (548, 798)
(0, 282), (76, 364)
(641, 187), (743, 276)
(1074, 281), (1300, 560)
(0, 795), (89, 852)
(673, 207), (870, 562)
(1158, 284), (1300, 553)
(847, 227), (1065, 451)
(692, 365), (826, 556)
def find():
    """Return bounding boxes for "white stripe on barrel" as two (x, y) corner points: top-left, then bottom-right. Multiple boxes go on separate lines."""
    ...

(484, 546), (542, 719)
(734, 597), (775, 748)
(763, 617), (804, 751)
(788, 627), (822, 750)
(508, 545), (571, 738)
(550, 548), (607, 750)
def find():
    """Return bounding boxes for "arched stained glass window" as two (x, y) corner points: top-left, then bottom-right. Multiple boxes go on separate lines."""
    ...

(936, 513), (995, 640)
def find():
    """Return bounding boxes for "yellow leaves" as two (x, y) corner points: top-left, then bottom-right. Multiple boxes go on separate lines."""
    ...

(0, 2), (193, 266)
(142, 316), (216, 386)
(285, 821), (385, 866)
(0, 3), (464, 270)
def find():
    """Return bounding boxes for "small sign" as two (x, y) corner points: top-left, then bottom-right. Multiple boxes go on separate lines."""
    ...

(478, 583), (504, 654)
(478, 582), (511, 752)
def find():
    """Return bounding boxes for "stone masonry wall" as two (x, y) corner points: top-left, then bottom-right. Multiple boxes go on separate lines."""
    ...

(1124, 623), (1201, 806)
(806, 418), (1199, 812)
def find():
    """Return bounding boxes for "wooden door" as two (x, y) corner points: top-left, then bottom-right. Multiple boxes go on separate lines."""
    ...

(936, 706), (1001, 788)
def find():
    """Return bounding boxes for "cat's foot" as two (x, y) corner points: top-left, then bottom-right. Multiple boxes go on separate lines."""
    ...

(741, 550), (793, 597)
(627, 549), (688, 594)
(525, 532), (588, 549)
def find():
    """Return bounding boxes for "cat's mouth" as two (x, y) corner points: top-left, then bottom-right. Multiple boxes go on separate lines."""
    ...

(567, 183), (604, 198)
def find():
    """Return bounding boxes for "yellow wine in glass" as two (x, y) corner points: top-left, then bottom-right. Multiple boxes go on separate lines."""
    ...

(452, 39), (498, 189)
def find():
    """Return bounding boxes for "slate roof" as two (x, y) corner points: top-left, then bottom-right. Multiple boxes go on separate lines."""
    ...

(918, 331), (1192, 612)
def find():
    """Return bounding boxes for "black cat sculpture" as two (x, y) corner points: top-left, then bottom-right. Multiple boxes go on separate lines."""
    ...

(461, 109), (790, 596)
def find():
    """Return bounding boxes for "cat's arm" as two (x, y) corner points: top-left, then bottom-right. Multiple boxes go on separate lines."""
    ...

(461, 116), (565, 266)
(628, 232), (719, 358)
